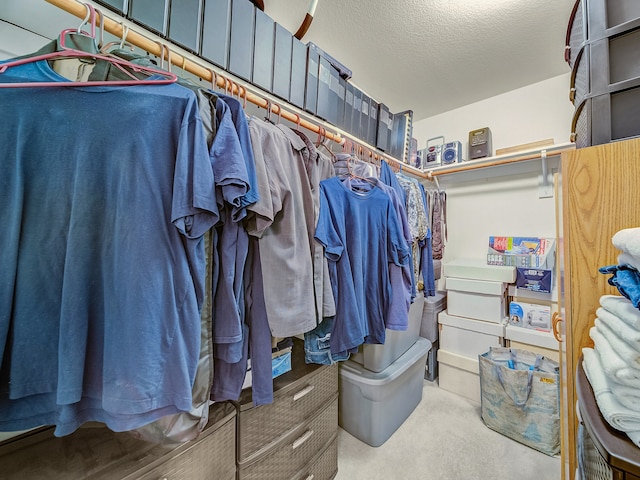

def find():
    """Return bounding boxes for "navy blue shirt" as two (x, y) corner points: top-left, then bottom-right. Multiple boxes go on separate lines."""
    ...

(0, 60), (218, 436)
(315, 177), (410, 354)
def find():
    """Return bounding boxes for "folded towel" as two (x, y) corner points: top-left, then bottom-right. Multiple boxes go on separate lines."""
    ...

(582, 347), (640, 433)
(589, 326), (640, 388)
(611, 379), (640, 411)
(596, 307), (640, 351)
(600, 294), (640, 330)
(584, 347), (640, 411)
(595, 318), (640, 367)
(612, 228), (640, 259)
(618, 252), (640, 273)
(628, 430), (640, 449)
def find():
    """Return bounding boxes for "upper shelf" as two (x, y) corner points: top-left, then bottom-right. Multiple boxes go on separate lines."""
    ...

(423, 142), (576, 181)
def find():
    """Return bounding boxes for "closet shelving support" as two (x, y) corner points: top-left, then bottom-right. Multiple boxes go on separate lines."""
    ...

(425, 142), (576, 178)
(43, 0), (428, 179)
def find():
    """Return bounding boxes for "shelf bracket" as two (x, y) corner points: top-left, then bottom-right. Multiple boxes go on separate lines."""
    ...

(538, 150), (553, 198)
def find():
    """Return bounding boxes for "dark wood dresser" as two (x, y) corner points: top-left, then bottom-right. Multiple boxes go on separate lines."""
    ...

(0, 401), (237, 479)
(577, 357), (640, 480)
(234, 340), (339, 480)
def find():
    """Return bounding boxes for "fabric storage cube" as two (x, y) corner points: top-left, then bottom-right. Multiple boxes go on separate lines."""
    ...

(419, 291), (447, 342)
(338, 337), (431, 447)
(437, 349), (481, 403)
(350, 293), (424, 373)
(505, 324), (559, 362)
(444, 258), (516, 283)
(446, 277), (507, 323)
(438, 311), (505, 359)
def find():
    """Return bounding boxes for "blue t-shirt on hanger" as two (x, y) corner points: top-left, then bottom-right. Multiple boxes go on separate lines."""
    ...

(0, 59), (218, 436)
(315, 177), (410, 356)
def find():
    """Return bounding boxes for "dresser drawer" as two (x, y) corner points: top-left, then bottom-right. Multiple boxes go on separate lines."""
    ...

(236, 362), (338, 463)
(136, 413), (236, 480)
(0, 402), (236, 479)
(291, 435), (338, 480)
(237, 396), (338, 480)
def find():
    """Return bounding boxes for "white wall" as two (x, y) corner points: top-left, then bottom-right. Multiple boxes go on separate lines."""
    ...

(412, 74), (574, 267)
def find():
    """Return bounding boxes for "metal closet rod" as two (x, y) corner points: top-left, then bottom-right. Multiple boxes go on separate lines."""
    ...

(43, 0), (428, 179)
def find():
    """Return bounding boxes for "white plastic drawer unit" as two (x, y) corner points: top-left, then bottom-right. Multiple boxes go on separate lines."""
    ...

(438, 310), (505, 359)
(446, 277), (507, 323)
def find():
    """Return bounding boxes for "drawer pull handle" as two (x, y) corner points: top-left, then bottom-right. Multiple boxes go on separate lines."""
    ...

(293, 384), (315, 401)
(292, 429), (314, 449)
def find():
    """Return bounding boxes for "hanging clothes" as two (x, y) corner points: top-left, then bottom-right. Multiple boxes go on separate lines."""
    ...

(244, 117), (319, 338)
(396, 173), (429, 293)
(429, 190), (447, 260)
(374, 179), (413, 329)
(418, 183), (436, 296)
(289, 129), (337, 323)
(315, 176), (410, 357)
(0, 58), (218, 437)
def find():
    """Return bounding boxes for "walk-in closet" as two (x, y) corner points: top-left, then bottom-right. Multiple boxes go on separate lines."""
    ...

(1, 1), (639, 479)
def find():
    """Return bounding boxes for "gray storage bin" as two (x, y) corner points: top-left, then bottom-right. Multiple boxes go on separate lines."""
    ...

(571, 81), (640, 148)
(424, 339), (439, 382)
(433, 258), (442, 280)
(338, 337), (432, 447)
(419, 291), (447, 343)
(588, 0), (640, 40)
(350, 293), (424, 373)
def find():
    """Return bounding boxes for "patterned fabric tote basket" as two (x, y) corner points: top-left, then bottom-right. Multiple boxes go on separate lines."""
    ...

(479, 347), (560, 456)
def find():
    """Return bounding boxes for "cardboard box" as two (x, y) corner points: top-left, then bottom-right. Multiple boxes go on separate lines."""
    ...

(444, 258), (516, 283)
(516, 267), (554, 294)
(487, 237), (555, 268)
(508, 301), (551, 331)
(437, 349), (481, 403)
(445, 277), (507, 323)
(438, 311), (505, 359)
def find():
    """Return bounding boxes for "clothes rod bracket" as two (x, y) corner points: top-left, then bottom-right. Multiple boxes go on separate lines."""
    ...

(538, 150), (554, 198)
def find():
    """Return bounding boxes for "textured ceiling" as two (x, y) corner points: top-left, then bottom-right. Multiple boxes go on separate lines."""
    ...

(266, 0), (574, 121)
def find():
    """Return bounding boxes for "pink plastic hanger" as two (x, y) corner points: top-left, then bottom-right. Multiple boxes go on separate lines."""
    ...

(0, 5), (177, 88)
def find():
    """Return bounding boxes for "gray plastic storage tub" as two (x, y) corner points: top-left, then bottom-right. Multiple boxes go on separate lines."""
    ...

(338, 337), (432, 447)
(419, 291), (447, 342)
(349, 293), (425, 373)
(424, 339), (439, 382)
(433, 259), (442, 280)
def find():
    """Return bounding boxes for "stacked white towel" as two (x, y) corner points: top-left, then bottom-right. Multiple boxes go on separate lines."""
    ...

(581, 228), (640, 447)
(600, 294), (640, 330)
(613, 228), (640, 259)
(583, 287), (640, 447)
(582, 347), (640, 447)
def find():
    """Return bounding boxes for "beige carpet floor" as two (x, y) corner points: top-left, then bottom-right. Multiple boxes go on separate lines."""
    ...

(335, 380), (561, 480)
